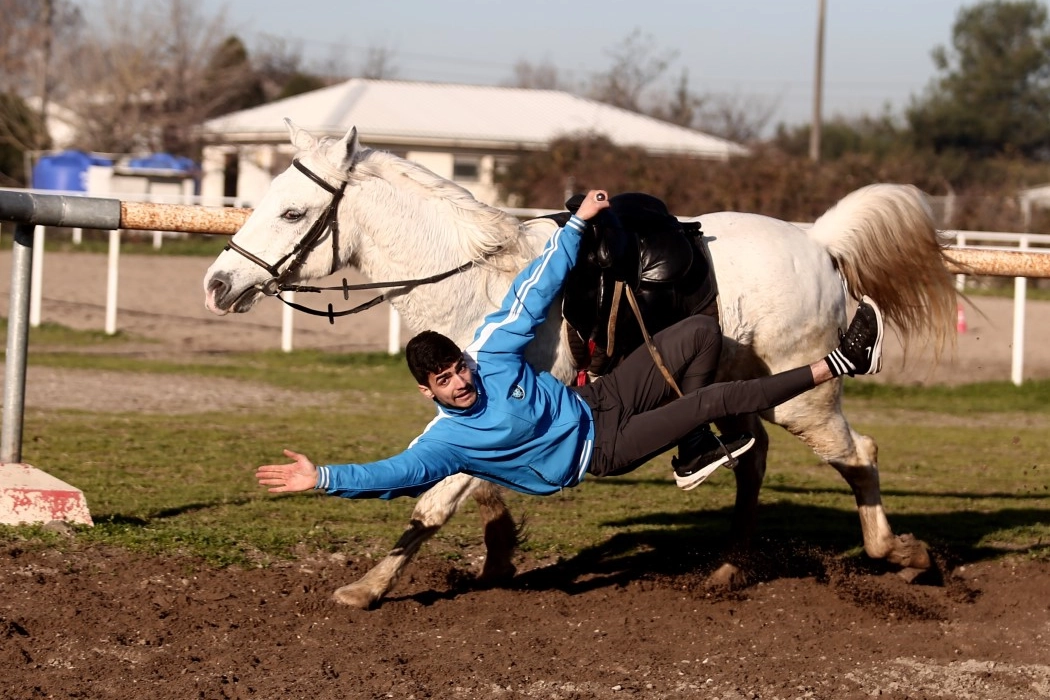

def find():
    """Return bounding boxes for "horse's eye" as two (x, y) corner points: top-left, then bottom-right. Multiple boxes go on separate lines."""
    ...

(281, 209), (304, 222)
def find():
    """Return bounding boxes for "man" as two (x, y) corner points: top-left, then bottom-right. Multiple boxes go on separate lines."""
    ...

(256, 190), (884, 498)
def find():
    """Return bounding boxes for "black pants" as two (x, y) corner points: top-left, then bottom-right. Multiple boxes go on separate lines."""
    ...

(573, 314), (815, 477)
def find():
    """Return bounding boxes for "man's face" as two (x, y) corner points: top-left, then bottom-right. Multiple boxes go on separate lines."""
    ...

(419, 356), (477, 409)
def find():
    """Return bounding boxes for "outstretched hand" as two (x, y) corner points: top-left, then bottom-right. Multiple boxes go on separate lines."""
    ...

(255, 449), (319, 493)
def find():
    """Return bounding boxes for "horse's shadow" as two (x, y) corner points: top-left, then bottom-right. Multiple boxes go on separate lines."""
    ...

(391, 500), (1050, 605)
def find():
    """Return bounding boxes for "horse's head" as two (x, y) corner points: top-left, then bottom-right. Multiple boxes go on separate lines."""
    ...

(203, 120), (365, 314)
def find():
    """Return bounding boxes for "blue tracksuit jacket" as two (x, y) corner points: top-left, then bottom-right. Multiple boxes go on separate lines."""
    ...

(316, 215), (595, 499)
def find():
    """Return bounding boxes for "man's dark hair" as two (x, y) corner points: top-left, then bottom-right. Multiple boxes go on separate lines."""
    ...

(406, 330), (463, 385)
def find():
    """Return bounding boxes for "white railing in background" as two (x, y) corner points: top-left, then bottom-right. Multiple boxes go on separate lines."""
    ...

(949, 230), (1050, 385)
(8, 192), (1050, 384)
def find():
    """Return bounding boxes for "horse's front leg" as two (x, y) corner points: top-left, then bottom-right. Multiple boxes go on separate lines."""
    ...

(706, 414), (769, 589)
(472, 481), (520, 585)
(332, 473), (486, 609)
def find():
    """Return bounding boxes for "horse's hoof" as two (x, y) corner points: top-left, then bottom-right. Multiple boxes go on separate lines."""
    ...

(477, 560), (516, 587)
(896, 566), (926, 583)
(705, 562), (748, 590)
(331, 583), (380, 610)
(888, 533), (932, 571)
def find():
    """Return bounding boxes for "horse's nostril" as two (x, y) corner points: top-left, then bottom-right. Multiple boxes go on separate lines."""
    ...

(206, 273), (233, 308)
(207, 274), (230, 296)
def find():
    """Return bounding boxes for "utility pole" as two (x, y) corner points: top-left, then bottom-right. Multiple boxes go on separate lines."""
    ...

(810, 0), (826, 163)
(37, 0), (55, 152)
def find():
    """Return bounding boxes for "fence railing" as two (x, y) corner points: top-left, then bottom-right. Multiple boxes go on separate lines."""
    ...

(946, 230), (1050, 386)
(10, 201), (1050, 356)
(3, 189), (1050, 463)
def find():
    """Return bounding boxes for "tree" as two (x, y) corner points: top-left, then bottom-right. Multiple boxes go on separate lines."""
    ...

(252, 36), (337, 100)
(907, 0), (1050, 158)
(588, 30), (676, 112)
(696, 93), (777, 145)
(63, 0), (249, 155)
(0, 92), (49, 186)
(649, 70), (702, 127)
(773, 112), (906, 160)
(505, 60), (565, 90)
(203, 36), (266, 118)
(0, 0), (81, 168)
(359, 46), (398, 80)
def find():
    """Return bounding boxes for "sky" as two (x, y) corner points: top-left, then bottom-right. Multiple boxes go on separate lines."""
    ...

(211, 0), (973, 130)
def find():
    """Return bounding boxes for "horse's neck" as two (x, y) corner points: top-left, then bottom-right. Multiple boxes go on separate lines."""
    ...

(341, 178), (526, 345)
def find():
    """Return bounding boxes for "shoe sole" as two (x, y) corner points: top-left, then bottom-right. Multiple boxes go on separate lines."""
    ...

(860, 295), (884, 374)
(675, 436), (756, 491)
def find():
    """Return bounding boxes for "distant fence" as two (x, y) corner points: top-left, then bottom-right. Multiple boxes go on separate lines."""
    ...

(3, 189), (1050, 462)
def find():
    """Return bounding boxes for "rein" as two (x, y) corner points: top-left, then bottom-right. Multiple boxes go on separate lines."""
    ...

(274, 261), (476, 324)
(224, 159), (477, 324)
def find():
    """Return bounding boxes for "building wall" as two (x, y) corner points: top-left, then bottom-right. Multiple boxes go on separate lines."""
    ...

(201, 143), (505, 209)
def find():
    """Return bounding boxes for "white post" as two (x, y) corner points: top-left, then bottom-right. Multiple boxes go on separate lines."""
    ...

(954, 233), (967, 292)
(1010, 237), (1029, 386)
(152, 230), (163, 249)
(72, 227), (82, 245)
(388, 305), (401, 355)
(281, 292), (294, 352)
(105, 229), (120, 335)
(29, 226), (42, 328)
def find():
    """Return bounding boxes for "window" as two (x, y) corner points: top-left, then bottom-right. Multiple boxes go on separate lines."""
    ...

(452, 156), (480, 182)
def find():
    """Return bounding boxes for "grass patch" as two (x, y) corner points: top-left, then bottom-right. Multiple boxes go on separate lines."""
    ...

(24, 348), (413, 394)
(845, 378), (1050, 414)
(960, 282), (1050, 301)
(0, 228), (231, 257)
(0, 318), (142, 346)
(1, 336), (1048, 570)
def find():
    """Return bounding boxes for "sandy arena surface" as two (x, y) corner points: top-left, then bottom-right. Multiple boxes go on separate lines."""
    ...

(1, 249), (1049, 699)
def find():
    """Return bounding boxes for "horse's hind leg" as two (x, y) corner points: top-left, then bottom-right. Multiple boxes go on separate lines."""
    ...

(332, 473), (507, 609)
(774, 383), (931, 576)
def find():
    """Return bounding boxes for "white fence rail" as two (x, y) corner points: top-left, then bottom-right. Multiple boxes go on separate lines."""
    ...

(947, 230), (1050, 385)
(9, 196), (1050, 384)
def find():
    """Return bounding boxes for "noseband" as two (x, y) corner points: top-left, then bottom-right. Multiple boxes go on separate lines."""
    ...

(224, 159), (477, 324)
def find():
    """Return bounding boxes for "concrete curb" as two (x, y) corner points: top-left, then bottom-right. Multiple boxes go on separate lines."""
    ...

(0, 462), (93, 526)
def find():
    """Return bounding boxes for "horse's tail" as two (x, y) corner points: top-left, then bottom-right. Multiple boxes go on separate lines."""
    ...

(807, 183), (957, 357)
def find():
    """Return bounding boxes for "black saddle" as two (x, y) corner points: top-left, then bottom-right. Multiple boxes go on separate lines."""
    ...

(541, 192), (718, 381)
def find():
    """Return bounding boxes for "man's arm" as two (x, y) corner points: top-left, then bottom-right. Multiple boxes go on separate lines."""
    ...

(468, 190), (610, 356)
(255, 442), (462, 500)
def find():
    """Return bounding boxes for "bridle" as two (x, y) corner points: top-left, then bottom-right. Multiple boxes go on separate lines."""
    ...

(224, 159), (345, 298)
(223, 158), (476, 324)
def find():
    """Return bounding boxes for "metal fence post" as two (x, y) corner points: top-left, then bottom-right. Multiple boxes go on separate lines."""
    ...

(2, 223), (35, 462)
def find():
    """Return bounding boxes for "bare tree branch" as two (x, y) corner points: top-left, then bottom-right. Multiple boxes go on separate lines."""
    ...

(589, 30), (677, 112)
(505, 60), (564, 90)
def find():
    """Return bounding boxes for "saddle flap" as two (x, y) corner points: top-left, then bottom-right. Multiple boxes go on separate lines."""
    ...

(552, 192), (717, 377)
(637, 228), (694, 284)
(607, 192), (693, 284)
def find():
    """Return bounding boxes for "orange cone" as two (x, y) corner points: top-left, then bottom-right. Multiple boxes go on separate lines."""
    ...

(957, 302), (967, 334)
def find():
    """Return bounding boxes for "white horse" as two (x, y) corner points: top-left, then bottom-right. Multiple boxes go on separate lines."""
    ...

(204, 121), (957, 609)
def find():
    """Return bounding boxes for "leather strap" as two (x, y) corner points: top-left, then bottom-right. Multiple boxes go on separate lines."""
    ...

(624, 285), (683, 398)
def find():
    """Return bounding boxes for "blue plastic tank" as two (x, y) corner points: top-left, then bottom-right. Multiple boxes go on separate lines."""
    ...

(32, 150), (96, 191)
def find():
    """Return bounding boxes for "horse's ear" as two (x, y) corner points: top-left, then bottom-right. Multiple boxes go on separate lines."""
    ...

(334, 126), (363, 171)
(285, 118), (317, 152)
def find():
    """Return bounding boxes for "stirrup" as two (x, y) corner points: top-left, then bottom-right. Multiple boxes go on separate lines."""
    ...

(715, 435), (740, 470)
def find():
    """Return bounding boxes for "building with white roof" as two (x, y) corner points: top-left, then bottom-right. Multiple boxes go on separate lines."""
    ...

(199, 78), (747, 207)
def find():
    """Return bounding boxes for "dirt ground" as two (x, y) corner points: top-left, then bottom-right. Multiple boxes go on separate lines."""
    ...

(2, 249), (1050, 699)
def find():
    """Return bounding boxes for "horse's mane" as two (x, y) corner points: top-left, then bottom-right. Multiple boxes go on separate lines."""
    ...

(328, 140), (534, 272)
